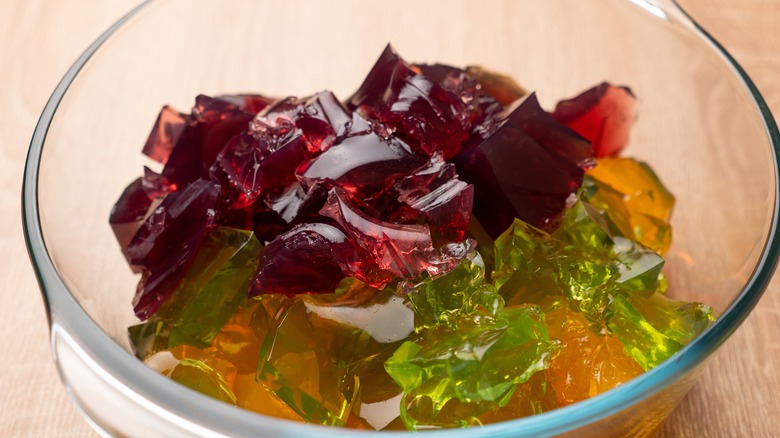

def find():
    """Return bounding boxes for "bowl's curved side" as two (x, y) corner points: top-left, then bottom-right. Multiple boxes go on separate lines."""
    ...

(22, 1), (780, 437)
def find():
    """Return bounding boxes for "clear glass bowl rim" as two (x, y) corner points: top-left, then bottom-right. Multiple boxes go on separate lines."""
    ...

(21, 0), (780, 436)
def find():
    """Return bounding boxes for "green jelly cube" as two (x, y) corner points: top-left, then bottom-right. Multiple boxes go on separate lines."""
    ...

(556, 198), (666, 294)
(407, 252), (504, 330)
(384, 306), (556, 429)
(606, 293), (714, 370)
(493, 218), (618, 317)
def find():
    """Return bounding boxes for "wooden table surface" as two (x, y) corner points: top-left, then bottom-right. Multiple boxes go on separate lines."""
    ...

(1, 1), (778, 436)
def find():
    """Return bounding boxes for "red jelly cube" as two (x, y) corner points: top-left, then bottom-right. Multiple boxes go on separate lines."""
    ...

(249, 223), (357, 296)
(264, 181), (328, 225)
(109, 178), (154, 256)
(347, 45), (476, 160)
(127, 179), (220, 319)
(252, 92), (352, 152)
(214, 92), (352, 204)
(110, 168), (178, 258)
(163, 95), (257, 188)
(452, 93), (585, 238)
(507, 94), (594, 170)
(142, 105), (186, 165)
(394, 154), (474, 242)
(552, 83), (637, 157)
(320, 188), (441, 285)
(296, 113), (429, 205)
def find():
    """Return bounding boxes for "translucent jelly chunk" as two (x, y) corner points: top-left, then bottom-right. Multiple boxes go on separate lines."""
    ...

(249, 223), (358, 296)
(494, 218), (616, 316)
(251, 298), (352, 426)
(544, 308), (643, 406)
(406, 251), (503, 330)
(552, 83), (637, 158)
(253, 288), (410, 427)
(414, 63), (486, 127)
(506, 93), (595, 170)
(212, 92), (349, 204)
(606, 293), (714, 370)
(554, 198), (666, 293)
(305, 283), (413, 429)
(212, 132), (270, 201)
(162, 95), (258, 187)
(586, 157), (675, 254)
(252, 92), (352, 150)
(394, 154), (474, 242)
(384, 306), (555, 429)
(127, 179), (220, 319)
(494, 213), (665, 320)
(263, 181), (328, 225)
(128, 227), (262, 355)
(297, 113), (429, 205)
(169, 358), (237, 405)
(111, 169), (181, 261)
(452, 93), (585, 237)
(142, 105), (186, 164)
(347, 45), (475, 159)
(320, 188), (443, 284)
(109, 178), (154, 255)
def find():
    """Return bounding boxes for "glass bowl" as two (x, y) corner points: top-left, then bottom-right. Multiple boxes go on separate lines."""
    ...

(22, 0), (780, 436)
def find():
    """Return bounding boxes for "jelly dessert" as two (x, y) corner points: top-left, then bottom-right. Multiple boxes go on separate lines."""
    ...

(112, 44), (714, 430)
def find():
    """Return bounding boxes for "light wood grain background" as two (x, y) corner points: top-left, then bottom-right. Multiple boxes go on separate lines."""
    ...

(0, 1), (778, 436)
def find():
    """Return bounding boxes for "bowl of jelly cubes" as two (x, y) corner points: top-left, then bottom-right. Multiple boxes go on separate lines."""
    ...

(24, 1), (780, 437)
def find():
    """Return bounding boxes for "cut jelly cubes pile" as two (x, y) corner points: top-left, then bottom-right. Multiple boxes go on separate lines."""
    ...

(111, 45), (714, 430)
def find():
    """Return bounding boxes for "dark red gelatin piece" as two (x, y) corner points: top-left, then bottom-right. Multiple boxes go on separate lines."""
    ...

(320, 187), (442, 284)
(213, 132), (269, 201)
(111, 168), (179, 258)
(297, 113), (428, 205)
(109, 178), (154, 254)
(207, 155), (255, 210)
(162, 95), (256, 188)
(394, 154), (474, 242)
(552, 83), (637, 158)
(249, 223), (356, 297)
(453, 94), (585, 238)
(126, 179), (220, 319)
(264, 181), (328, 225)
(201, 113), (256, 170)
(506, 93), (594, 169)
(214, 92), (352, 204)
(416, 64), (506, 145)
(414, 63), (491, 128)
(251, 92), (351, 152)
(347, 45), (476, 160)
(142, 106), (186, 165)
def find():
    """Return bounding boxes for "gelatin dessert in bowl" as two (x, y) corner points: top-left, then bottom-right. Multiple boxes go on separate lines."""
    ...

(23, 0), (780, 436)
